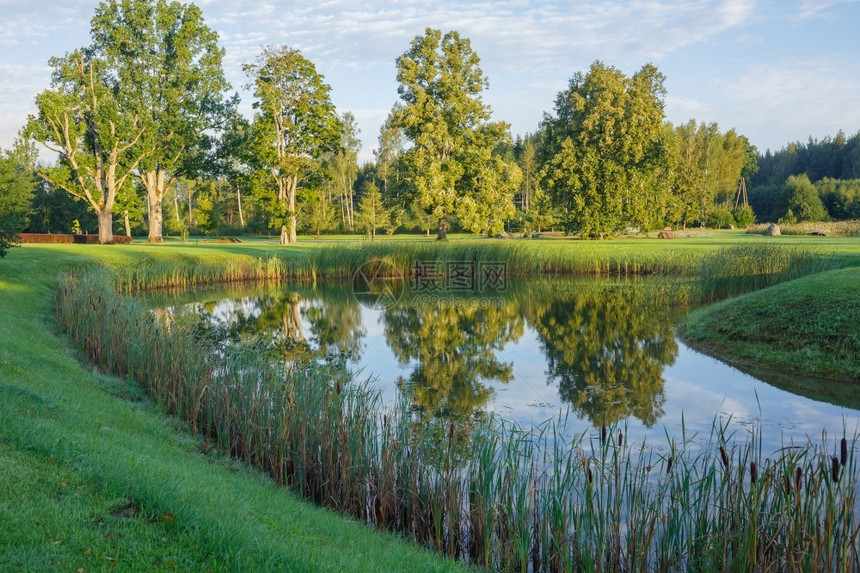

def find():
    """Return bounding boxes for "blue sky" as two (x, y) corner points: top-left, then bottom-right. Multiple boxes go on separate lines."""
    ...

(1, 0), (859, 163)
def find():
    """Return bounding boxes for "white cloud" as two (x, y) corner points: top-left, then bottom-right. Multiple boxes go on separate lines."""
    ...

(794, 0), (860, 20)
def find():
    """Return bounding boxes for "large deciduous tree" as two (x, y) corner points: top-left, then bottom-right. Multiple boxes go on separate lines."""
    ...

(541, 61), (672, 237)
(392, 28), (520, 239)
(244, 45), (340, 244)
(26, 51), (148, 244)
(91, 0), (234, 242)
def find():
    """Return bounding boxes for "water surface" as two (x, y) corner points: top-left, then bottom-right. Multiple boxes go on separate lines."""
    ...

(155, 278), (860, 452)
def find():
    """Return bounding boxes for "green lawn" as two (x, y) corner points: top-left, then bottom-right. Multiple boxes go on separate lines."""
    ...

(680, 266), (860, 381)
(0, 243), (466, 572)
(1, 232), (858, 570)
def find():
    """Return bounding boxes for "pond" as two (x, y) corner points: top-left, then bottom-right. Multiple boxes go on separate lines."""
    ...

(153, 276), (860, 452)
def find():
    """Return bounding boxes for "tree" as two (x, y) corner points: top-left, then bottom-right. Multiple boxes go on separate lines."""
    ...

(0, 144), (37, 256)
(91, 0), (234, 242)
(733, 204), (756, 228)
(541, 62), (672, 237)
(244, 45), (340, 244)
(324, 112), (361, 230)
(392, 28), (519, 239)
(26, 51), (148, 244)
(781, 174), (828, 222)
(355, 181), (386, 240)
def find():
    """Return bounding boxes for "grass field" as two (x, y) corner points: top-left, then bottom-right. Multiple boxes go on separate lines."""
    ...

(1, 231), (858, 570)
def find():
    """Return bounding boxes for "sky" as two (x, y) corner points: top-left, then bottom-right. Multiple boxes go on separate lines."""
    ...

(1, 0), (859, 163)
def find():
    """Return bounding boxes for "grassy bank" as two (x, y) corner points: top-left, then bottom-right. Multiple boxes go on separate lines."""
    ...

(0, 244), (464, 572)
(680, 267), (860, 381)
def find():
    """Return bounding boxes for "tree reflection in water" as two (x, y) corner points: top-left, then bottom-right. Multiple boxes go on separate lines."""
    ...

(160, 278), (691, 428)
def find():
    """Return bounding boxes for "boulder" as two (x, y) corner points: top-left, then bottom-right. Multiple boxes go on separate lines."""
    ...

(658, 227), (674, 239)
(766, 223), (781, 236)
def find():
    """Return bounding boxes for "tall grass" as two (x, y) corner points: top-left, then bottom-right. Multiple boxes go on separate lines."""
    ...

(697, 244), (835, 301)
(56, 267), (860, 571)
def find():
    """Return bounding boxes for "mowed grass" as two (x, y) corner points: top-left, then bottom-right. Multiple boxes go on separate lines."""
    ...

(0, 243), (466, 572)
(681, 266), (860, 381)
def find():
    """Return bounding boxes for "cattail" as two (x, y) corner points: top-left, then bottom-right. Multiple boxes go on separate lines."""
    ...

(795, 466), (803, 491)
(449, 421), (455, 441)
(601, 425), (607, 444)
(784, 475), (791, 495)
(335, 380), (341, 395)
(841, 437), (848, 467)
(750, 462), (757, 484)
(618, 431), (623, 447)
(666, 457), (673, 474)
(719, 445), (729, 470)
(832, 456), (840, 484)
(587, 466), (593, 484)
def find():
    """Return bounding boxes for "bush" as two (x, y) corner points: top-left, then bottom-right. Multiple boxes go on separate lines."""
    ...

(19, 233), (132, 245)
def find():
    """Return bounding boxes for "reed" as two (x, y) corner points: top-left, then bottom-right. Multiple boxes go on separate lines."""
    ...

(696, 243), (834, 301)
(55, 266), (860, 571)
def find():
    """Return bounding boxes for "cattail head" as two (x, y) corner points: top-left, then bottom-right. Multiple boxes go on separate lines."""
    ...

(832, 456), (840, 484)
(666, 456), (673, 474)
(719, 445), (729, 470)
(795, 466), (803, 491)
(841, 438), (848, 467)
(784, 475), (791, 495)
(587, 466), (593, 484)
(601, 425), (607, 444)
(618, 431), (623, 447)
(750, 462), (757, 484)
(336, 380), (341, 395)
(449, 421), (455, 441)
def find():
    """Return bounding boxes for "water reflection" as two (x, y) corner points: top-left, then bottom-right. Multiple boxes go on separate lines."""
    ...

(384, 299), (524, 421)
(158, 278), (692, 429)
(520, 283), (683, 427)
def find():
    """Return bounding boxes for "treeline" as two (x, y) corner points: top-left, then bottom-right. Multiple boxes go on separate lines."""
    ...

(748, 132), (860, 224)
(0, 0), (851, 248)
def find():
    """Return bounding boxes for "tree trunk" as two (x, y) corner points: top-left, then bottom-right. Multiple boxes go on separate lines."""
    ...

(147, 192), (163, 242)
(288, 182), (297, 244)
(97, 207), (114, 244)
(123, 210), (132, 237)
(142, 169), (168, 243)
(436, 216), (448, 240)
(237, 185), (245, 227)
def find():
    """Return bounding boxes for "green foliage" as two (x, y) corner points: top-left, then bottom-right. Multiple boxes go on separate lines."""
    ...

(732, 203), (756, 227)
(541, 62), (673, 237)
(778, 208), (798, 225)
(354, 181), (387, 239)
(0, 146), (37, 257)
(243, 45), (340, 244)
(671, 120), (757, 228)
(781, 174), (829, 222)
(91, 0), (234, 241)
(753, 129), (860, 187)
(817, 178), (860, 220)
(25, 50), (146, 243)
(706, 204), (735, 229)
(392, 28), (520, 238)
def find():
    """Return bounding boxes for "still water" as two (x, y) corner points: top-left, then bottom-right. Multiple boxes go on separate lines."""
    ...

(155, 278), (860, 452)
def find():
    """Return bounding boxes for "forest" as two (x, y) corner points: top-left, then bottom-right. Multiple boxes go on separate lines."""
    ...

(1, 0), (859, 249)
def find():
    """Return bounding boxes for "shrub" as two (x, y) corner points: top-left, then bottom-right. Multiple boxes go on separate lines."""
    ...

(19, 233), (132, 245)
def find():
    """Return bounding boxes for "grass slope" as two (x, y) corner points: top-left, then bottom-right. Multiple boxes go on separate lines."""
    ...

(0, 244), (465, 572)
(680, 267), (860, 381)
